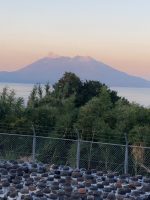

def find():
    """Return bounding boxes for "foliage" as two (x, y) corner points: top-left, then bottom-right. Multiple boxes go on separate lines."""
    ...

(0, 72), (150, 170)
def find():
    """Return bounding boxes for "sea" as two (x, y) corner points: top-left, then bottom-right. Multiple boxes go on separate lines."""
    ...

(0, 82), (150, 107)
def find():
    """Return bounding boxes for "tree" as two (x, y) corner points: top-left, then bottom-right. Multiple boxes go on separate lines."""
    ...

(53, 72), (82, 99)
(0, 87), (24, 123)
(76, 86), (113, 141)
(76, 80), (103, 106)
(27, 85), (39, 108)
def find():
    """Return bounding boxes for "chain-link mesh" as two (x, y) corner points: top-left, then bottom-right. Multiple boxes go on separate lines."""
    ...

(0, 133), (33, 161)
(0, 133), (150, 175)
(35, 136), (77, 167)
(79, 141), (125, 173)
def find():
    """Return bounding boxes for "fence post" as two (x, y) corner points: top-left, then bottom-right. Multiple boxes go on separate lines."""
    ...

(124, 133), (128, 174)
(32, 125), (36, 162)
(88, 130), (94, 170)
(76, 129), (80, 169)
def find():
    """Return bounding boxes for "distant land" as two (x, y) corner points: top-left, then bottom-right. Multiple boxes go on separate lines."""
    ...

(0, 56), (150, 87)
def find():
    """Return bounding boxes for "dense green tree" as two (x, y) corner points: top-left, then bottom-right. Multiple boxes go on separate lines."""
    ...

(75, 80), (103, 106)
(0, 88), (24, 123)
(76, 87), (113, 140)
(27, 85), (39, 108)
(53, 72), (82, 99)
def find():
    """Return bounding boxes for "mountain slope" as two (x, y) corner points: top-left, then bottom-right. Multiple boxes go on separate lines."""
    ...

(0, 56), (150, 87)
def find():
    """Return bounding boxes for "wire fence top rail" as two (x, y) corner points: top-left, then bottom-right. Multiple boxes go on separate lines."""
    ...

(0, 132), (78, 142)
(0, 132), (150, 149)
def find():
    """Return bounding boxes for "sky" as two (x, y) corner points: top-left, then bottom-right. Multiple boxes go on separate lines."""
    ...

(0, 0), (150, 80)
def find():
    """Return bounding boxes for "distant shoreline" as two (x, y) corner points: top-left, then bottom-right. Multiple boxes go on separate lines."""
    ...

(0, 82), (149, 107)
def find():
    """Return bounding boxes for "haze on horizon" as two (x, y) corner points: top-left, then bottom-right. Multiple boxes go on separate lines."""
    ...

(0, 0), (150, 80)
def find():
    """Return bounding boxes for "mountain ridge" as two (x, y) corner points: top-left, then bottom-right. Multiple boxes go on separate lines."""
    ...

(0, 56), (150, 87)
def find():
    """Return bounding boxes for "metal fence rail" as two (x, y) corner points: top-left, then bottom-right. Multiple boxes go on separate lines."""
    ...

(0, 133), (150, 175)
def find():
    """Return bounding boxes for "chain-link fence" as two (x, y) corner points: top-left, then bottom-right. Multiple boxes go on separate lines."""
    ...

(0, 133), (150, 175)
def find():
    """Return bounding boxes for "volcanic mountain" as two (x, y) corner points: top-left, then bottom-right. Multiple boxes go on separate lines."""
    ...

(0, 56), (150, 87)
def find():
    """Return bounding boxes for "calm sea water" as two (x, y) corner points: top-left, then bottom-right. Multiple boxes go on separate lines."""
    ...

(111, 87), (150, 107)
(0, 83), (149, 107)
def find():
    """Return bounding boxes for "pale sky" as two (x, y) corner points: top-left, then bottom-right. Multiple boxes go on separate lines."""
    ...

(0, 0), (150, 79)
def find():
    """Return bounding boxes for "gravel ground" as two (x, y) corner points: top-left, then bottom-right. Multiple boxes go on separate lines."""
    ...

(0, 160), (149, 200)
